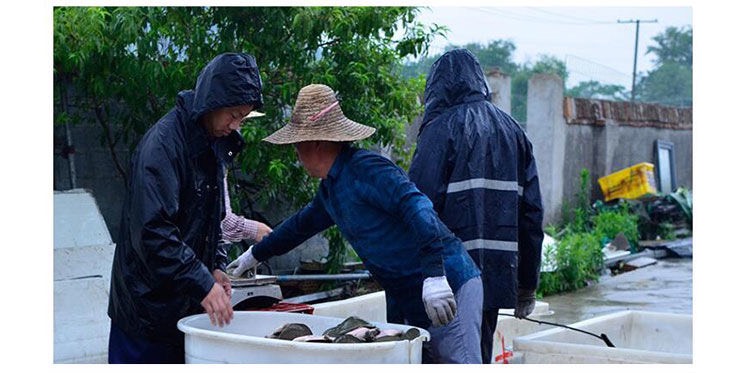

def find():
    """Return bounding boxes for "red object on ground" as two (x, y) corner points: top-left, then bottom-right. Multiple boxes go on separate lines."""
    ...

(495, 333), (514, 363)
(255, 302), (315, 314)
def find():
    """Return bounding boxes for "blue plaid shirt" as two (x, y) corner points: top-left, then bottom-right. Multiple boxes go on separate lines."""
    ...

(253, 145), (479, 300)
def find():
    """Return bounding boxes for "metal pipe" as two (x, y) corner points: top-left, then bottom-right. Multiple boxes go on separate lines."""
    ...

(60, 84), (77, 189)
(65, 122), (77, 189)
(284, 287), (346, 304)
(275, 272), (371, 282)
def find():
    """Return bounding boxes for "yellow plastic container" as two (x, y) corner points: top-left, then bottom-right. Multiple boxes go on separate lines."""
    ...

(597, 162), (657, 201)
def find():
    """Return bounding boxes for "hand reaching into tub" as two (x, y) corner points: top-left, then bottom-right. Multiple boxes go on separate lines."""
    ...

(213, 269), (232, 297)
(201, 283), (234, 327)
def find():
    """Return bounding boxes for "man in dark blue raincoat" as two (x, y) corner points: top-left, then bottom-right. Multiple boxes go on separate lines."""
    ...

(228, 84), (483, 363)
(408, 49), (544, 364)
(107, 52), (263, 363)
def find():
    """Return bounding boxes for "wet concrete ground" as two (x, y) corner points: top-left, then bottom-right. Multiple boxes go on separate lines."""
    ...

(538, 257), (693, 325)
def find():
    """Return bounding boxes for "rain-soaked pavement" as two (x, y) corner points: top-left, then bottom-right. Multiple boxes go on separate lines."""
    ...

(537, 257), (693, 325)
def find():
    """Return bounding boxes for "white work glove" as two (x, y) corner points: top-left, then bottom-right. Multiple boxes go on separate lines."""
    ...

(226, 245), (259, 277)
(422, 276), (457, 327)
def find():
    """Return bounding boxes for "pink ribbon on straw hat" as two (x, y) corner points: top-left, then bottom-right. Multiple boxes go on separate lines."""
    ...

(309, 101), (339, 122)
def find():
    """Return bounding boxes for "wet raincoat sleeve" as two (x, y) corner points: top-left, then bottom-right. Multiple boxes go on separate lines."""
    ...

(518, 137), (544, 290)
(356, 157), (447, 279)
(130, 139), (214, 303)
(214, 235), (229, 273)
(251, 191), (335, 262)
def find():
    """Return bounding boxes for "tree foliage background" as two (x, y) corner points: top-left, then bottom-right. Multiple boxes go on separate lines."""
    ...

(401, 40), (567, 123)
(54, 6), (445, 268)
(401, 24), (692, 122)
(53, 7), (691, 272)
(636, 26), (692, 107)
(55, 6), (443, 200)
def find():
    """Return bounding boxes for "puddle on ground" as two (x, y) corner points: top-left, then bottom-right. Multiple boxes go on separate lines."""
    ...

(538, 258), (692, 325)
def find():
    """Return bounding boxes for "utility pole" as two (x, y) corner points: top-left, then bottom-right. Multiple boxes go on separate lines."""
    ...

(618, 18), (658, 102)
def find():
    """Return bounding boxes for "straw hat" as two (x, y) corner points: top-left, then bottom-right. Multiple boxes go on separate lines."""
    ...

(263, 84), (375, 144)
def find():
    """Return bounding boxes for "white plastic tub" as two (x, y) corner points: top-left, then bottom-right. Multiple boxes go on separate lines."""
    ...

(313, 291), (387, 322)
(492, 301), (553, 363)
(178, 311), (429, 363)
(513, 310), (692, 363)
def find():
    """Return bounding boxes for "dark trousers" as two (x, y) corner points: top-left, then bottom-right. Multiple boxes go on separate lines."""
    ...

(481, 308), (500, 364)
(108, 321), (185, 364)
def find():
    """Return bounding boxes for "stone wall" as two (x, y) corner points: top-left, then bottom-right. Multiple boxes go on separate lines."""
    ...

(54, 121), (130, 240)
(527, 74), (693, 225)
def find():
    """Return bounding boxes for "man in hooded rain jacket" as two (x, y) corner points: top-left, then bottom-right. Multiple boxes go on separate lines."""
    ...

(107, 52), (263, 363)
(408, 49), (544, 364)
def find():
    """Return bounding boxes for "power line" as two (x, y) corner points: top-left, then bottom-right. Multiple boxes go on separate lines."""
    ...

(523, 7), (613, 25)
(470, 7), (617, 26)
(618, 18), (658, 101)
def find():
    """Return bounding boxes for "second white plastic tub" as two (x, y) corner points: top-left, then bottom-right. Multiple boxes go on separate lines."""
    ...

(512, 310), (692, 363)
(178, 311), (429, 363)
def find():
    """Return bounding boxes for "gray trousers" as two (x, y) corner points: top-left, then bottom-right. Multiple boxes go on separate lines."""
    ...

(424, 276), (483, 363)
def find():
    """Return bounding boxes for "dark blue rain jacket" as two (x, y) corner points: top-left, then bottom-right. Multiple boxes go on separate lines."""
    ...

(108, 53), (263, 343)
(253, 145), (480, 330)
(408, 49), (544, 309)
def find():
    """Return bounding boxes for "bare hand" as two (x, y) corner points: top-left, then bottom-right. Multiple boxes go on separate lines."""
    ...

(201, 283), (234, 327)
(213, 269), (232, 297)
(255, 223), (273, 242)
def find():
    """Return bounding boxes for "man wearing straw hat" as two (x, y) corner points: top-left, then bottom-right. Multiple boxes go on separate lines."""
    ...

(228, 84), (483, 363)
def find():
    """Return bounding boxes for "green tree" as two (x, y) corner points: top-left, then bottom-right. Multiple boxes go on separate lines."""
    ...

(401, 39), (518, 80)
(55, 5), (441, 202)
(566, 80), (628, 101)
(636, 26), (692, 107)
(511, 54), (568, 123)
(453, 40), (518, 75)
(638, 62), (692, 107)
(54, 7), (181, 187)
(648, 26), (692, 68)
(54, 6), (444, 270)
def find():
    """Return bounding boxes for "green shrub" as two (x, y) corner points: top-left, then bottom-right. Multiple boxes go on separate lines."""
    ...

(539, 168), (644, 297)
(657, 222), (677, 240)
(592, 206), (639, 249)
(538, 231), (603, 296)
(562, 169), (593, 234)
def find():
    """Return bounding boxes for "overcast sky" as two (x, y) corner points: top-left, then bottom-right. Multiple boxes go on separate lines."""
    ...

(416, 6), (692, 88)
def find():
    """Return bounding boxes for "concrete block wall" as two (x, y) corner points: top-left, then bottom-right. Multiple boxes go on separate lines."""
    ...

(526, 74), (567, 225)
(54, 123), (129, 242)
(486, 69), (512, 113)
(527, 77), (693, 225)
(54, 189), (115, 363)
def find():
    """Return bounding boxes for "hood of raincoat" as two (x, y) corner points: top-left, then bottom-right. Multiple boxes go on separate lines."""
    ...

(421, 48), (490, 133)
(186, 52), (264, 123)
(410, 49), (544, 310)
